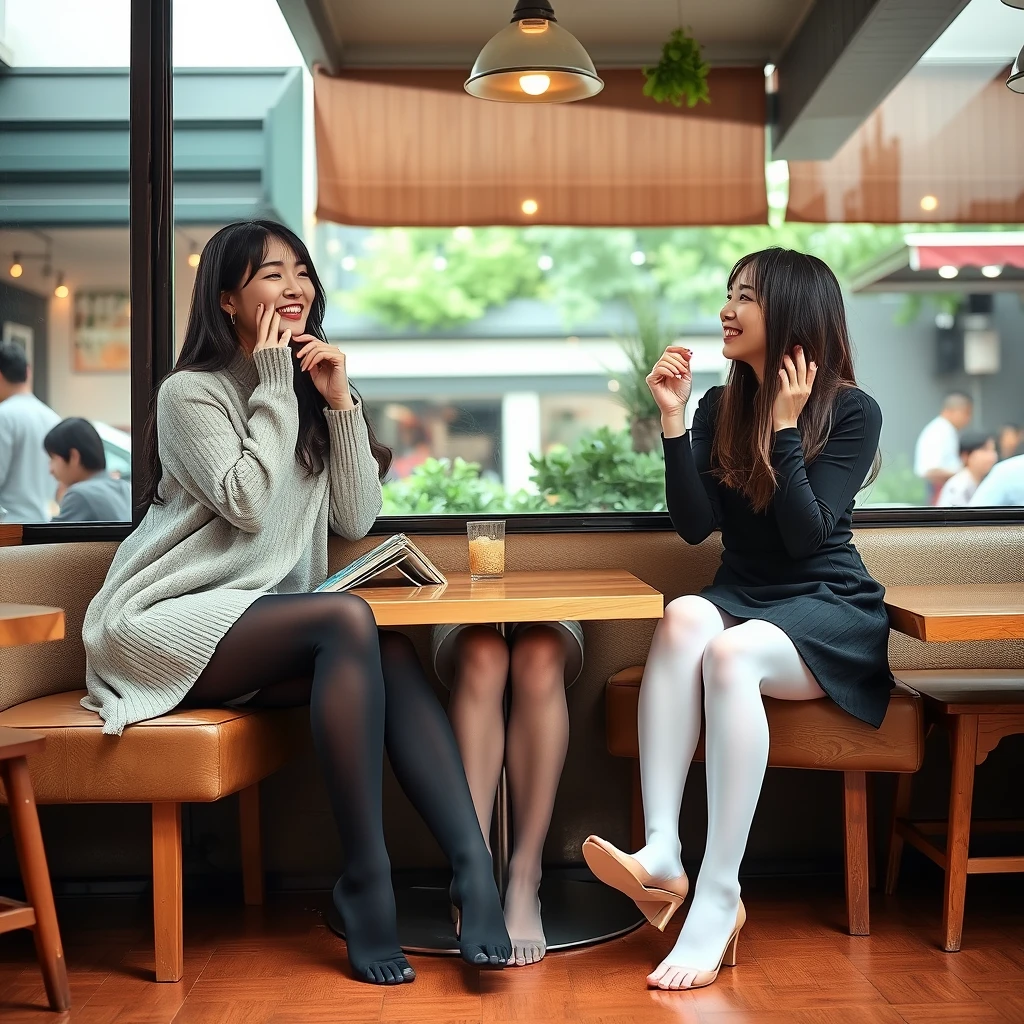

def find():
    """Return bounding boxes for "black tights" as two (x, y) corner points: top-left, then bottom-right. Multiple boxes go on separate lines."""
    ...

(184, 592), (511, 983)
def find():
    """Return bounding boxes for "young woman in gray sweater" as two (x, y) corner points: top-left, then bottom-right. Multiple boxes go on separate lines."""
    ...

(82, 221), (510, 984)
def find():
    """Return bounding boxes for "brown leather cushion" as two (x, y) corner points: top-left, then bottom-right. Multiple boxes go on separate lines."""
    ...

(0, 691), (308, 804)
(606, 667), (924, 772)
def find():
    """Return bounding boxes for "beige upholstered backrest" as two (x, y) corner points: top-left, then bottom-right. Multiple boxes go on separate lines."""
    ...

(1, 525), (1021, 713)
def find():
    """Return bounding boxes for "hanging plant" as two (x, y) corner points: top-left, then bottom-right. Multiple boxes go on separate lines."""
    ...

(642, 27), (710, 108)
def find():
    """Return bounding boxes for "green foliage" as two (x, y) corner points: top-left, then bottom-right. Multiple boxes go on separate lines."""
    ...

(380, 457), (539, 515)
(529, 428), (666, 512)
(340, 227), (542, 329)
(613, 295), (672, 425)
(642, 28), (710, 108)
(858, 456), (927, 507)
(379, 429), (667, 515)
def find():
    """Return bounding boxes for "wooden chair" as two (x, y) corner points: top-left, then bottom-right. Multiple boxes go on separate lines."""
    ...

(0, 727), (70, 1011)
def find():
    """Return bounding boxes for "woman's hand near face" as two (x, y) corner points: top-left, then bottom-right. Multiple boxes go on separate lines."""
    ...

(773, 345), (817, 431)
(293, 336), (355, 411)
(252, 303), (291, 352)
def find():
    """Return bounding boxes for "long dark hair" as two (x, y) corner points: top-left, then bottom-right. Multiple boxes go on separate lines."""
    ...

(138, 220), (391, 510)
(712, 248), (879, 512)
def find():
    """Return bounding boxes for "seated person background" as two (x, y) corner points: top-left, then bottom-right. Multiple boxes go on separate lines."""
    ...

(998, 423), (1023, 462)
(936, 430), (998, 506)
(433, 619), (584, 966)
(43, 418), (132, 522)
(970, 450), (1024, 507)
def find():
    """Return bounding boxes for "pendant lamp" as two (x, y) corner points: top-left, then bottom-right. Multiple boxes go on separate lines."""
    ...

(465, 0), (604, 103)
(1008, 43), (1024, 93)
(1001, 0), (1024, 8)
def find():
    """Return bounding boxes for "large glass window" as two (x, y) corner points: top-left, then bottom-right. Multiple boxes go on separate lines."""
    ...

(160, 0), (1023, 526)
(0, 0), (132, 525)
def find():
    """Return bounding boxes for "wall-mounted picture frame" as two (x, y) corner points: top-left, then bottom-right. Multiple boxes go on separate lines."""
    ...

(73, 290), (131, 372)
(2, 321), (34, 366)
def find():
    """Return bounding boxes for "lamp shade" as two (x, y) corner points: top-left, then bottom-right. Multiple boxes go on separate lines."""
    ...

(1001, 0), (1024, 8)
(465, 1), (603, 103)
(1009, 44), (1024, 93)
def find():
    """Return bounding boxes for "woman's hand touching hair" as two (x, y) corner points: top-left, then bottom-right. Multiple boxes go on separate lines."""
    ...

(773, 345), (817, 432)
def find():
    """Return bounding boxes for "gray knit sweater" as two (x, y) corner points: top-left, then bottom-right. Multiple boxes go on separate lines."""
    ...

(82, 347), (383, 735)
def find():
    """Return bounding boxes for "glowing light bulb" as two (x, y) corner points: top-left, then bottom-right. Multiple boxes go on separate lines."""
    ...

(9, 261), (23, 278)
(981, 265), (1003, 278)
(521, 198), (539, 216)
(607, 379), (620, 393)
(187, 252), (201, 269)
(630, 250), (646, 266)
(920, 195), (939, 212)
(433, 254), (448, 272)
(938, 265), (959, 279)
(538, 254), (554, 271)
(341, 255), (357, 272)
(54, 282), (69, 299)
(519, 73), (551, 96)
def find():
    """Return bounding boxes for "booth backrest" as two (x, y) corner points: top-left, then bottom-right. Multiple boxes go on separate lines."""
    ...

(1, 525), (1023, 714)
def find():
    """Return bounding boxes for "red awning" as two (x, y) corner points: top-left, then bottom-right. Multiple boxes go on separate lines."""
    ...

(909, 236), (1024, 271)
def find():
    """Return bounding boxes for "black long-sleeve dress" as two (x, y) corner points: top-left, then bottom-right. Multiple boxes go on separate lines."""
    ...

(664, 385), (893, 727)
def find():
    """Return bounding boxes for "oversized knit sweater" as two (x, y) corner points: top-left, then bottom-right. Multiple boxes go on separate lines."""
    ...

(82, 346), (383, 735)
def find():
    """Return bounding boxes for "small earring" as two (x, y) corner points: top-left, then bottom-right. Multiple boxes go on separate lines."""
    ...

(230, 312), (236, 325)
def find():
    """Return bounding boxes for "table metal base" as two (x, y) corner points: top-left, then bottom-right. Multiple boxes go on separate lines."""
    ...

(326, 866), (646, 955)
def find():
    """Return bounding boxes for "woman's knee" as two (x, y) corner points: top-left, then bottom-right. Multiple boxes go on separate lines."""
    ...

(378, 628), (416, 663)
(701, 628), (760, 695)
(316, 592), (379, 645)
(452, 626), (509, 695)
(510, 626), (566, 697)
(661, 595), (724, 647)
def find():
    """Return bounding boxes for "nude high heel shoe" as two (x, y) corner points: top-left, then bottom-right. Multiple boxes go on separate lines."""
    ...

(582, 836), (689, 931)
(650, 899), (747, 991)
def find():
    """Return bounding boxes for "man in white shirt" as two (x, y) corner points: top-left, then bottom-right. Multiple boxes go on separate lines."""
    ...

(970, 454), (1024, 507)
(0, 342), (61, 522)
(936, 431), (998, 506)
(914, 392), (972, 504)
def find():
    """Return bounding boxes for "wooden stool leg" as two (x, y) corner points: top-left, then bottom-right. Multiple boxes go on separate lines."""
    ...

(843, 770), (870, 936)
(238, 783), (264, 906)
(885, 772), (914, 895)
(1, 757), (71, 1011)
(630, 761), (644, 852)
(152, 802), (183, 982)
(867, 773), (877, 890)
(943, 715), (978, 953)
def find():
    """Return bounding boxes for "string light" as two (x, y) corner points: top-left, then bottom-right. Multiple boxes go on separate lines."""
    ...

(938, 265), (959, 279)
(631, 250), (646, 266)
(53, 273), (69, 299)
(9, 256), (23, 278)
(538, 253), (554, 271)
(920, 195), (939, 212)
(187, 252), (201, 269)
(521, 198), (539, 216)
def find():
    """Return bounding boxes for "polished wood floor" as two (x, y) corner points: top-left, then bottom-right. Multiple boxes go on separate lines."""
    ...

(2, 876), (1023, 1023)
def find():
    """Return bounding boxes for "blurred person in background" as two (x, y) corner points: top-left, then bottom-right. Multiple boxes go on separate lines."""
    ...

(998, 423), (1023, 461)
(914, 391), (973, 504)
(936, 430), (999, 507)
(970, 449), (1024, 507)
(44, 418), (132, 522)
(0, 341), (60, 522)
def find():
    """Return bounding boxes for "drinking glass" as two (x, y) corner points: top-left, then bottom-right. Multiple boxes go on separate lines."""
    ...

(467, 520), (505, 580)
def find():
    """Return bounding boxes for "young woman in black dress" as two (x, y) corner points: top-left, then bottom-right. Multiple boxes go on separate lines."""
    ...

(583, 248), (893, 991)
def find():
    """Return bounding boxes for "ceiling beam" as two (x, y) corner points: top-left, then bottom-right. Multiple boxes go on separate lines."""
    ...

(772, 0), (970, 161)
(275, 0), (344, 73)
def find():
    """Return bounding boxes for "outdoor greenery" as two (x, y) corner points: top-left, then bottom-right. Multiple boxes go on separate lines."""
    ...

(339, 222), (911, 331)
(379, 427), (922, 515)
(380, 427), (667, 515)
(642, 27), (710, 108)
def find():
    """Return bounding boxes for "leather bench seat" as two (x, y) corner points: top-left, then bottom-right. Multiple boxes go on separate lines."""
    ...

(607, 668), (924, 772)
(0, 691), (307, 805)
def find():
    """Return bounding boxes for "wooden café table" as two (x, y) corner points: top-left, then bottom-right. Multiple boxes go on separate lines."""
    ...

(329, 569), (664, 954)
(0, 603), (70, 1010)
(883, 584), (1024, 952)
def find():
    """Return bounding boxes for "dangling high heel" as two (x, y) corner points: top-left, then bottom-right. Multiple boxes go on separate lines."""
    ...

(648, 899), (746, 991)
(582, 836), (689, 931)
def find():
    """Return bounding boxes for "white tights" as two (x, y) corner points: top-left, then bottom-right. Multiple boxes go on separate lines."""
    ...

(633, 595), (824, 985)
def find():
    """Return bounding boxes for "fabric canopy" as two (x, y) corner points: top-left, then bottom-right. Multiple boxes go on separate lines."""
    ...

(788, 66), (1024, 224)
(314, 68), (768, 227)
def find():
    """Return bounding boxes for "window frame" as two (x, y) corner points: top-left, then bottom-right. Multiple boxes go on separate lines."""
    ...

(17, 0), (1024, 545)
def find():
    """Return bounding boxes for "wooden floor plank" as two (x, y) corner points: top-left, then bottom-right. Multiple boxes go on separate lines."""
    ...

(1, 878), (1023, 1024)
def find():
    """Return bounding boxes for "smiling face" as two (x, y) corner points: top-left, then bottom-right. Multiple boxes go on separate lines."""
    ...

(219, 236), (316, 348)
(720, 271), (768, 377)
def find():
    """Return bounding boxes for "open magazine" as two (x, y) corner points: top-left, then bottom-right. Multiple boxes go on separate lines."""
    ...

(315, 534), (446, 593)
